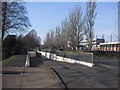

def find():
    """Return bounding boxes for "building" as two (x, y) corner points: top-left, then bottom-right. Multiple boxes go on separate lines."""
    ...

(80, 38), (105, 50)
(100, 42), (120, 52)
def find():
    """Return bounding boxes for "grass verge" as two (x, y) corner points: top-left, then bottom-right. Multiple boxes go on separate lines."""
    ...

(0, 55), (17, 66)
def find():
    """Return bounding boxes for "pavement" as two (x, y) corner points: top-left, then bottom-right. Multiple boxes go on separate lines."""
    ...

(2, 55), (64, 88)
(4, 55), (26, 67)
(2, 55), (119, 88)
(2, 67), (64, 88)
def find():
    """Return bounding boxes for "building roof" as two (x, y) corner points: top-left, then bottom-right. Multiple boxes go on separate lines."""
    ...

(100, 42), (120, 45)
(81, 38), (104, 43)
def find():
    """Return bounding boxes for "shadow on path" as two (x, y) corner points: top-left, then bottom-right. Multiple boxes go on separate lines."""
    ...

(2, 71), (22, 74)
(30, 57), (43, 67)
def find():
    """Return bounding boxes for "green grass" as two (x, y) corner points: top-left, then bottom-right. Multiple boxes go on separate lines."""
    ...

(0, 55), (17, 66)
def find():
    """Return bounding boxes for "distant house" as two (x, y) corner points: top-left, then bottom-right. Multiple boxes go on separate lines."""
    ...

(36, 45), (45, 50)
(100, 42), (120, 52)
(80, 38), (105, 50)
(66, 38), (105, 50)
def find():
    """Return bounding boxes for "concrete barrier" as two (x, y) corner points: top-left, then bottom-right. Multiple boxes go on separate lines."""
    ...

(37, 51), (94, 67)
(25, 54), (30, 67)
(25, 51), (37, 67)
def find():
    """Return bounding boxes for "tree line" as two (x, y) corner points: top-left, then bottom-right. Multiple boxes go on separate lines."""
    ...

(2, 2), (31, 40)
(2, 2), (41, 59)
(44, 1), (96, 51)
(2, 29), (41, 59)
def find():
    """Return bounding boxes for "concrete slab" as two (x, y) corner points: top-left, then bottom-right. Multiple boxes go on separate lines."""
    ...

(21, 67), (64, 88)
(2, 67), (64, 88)
(2, 67), (25, 72)
(2, 74), (22, 88)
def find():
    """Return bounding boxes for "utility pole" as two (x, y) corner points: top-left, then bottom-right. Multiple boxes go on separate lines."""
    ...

(102, 34), (104, 39)
(96, 35), (97, 47)
(96, 35), (97, 39)
(118, 1), (120, 42)
(111, 34), (112, 42)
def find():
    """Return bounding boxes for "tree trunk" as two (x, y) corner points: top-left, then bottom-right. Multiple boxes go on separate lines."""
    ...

(2, 2), (7, 40)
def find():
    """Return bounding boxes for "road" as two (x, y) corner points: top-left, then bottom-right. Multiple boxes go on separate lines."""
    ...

(94, 56), (119, 69)
(44, 59), (118, 88)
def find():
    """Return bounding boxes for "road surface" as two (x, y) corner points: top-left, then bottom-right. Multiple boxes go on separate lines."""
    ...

(94, 56), (119, 69)
(2, 55), (118, 88)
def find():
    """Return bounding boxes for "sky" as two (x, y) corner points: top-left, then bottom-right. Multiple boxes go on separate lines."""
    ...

(25, 2), (118, 44)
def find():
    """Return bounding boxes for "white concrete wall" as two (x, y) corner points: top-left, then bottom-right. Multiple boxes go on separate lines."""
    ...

(25, 54), (30, 67)
(37, 51), (94, 67)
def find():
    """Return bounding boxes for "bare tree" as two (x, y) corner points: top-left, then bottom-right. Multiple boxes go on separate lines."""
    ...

(68, 6), (85, 50)
(44, 6), (85, 51)
(44, 3), (96, 51)
(55, 26), (61, 49)
(85, 0), (97, 50)
(23, 29), (41, 51)
(60, 19), (71, 50)
(44, 32), (51, 48)
(50, 30), (55, 49)
(2, 2), (31, 40)
(44, 30), (55, 49)
(60, 20), (67, 50)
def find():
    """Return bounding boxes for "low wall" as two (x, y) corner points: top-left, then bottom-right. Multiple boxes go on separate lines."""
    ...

(25, 54), (30, 67)
(82, 51), (120, 58)
(25, 51), (37, 67)
(37, 51), (94, 67)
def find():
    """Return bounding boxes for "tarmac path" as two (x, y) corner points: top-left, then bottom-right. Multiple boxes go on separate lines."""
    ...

(2, 56), (64, 88)
(2, 55), (118, 88)
(4, 55), (26, 67)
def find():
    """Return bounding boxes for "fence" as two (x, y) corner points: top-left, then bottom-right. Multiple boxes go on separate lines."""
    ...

(56, 51), (93, 64)
(38, 50), (94, 67)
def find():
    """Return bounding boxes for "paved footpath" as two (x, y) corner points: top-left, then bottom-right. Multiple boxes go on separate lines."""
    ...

(2, 66), (64, 88)
(2, 55), (118, 88)
(2, 56), (64, 88)
(4, 55), (26, 67)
